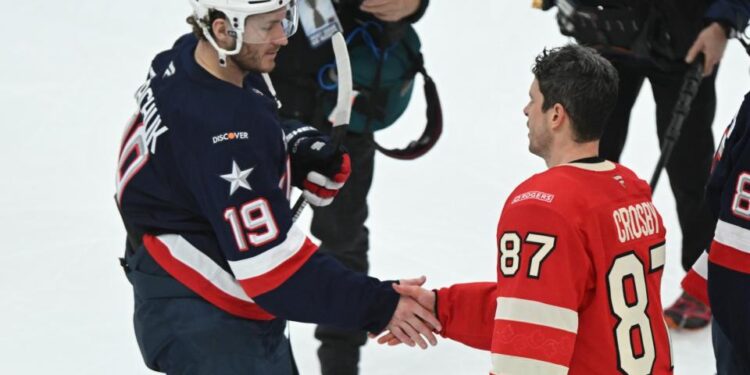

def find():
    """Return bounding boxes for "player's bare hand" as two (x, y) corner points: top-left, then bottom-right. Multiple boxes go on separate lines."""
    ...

(382, 295), (441, 349)
(394, 282), (436, 316)
(686, 22), (728, 77)
(360, 0), (420, 22)
(399, 275), (426, 287)
(375, 331), (402, 346)
(375, 282), (439, 346)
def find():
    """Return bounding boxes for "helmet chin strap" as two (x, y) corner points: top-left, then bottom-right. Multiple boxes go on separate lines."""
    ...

(262, 73), (282, 109)
(199, 21), (283, 109)
(200, 24), (243, 67)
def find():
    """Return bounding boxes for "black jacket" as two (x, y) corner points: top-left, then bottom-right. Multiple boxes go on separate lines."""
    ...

(271, 0), (429, 123)
(572, 0), (746, 62)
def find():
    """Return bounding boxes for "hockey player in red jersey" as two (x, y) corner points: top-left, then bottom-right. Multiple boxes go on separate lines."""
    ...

(375, 45), (674, 374)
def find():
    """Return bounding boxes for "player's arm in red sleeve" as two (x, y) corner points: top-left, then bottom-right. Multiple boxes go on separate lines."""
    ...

(435, 282), (497, 350)
(682, 251), (710, 305)
(491, 203), (592, 374)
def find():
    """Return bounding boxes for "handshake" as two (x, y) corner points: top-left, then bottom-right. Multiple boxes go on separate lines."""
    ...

(372, 276), (442, 349)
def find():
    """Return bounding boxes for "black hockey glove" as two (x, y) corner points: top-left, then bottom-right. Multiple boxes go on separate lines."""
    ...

(283, 120), (351, 207)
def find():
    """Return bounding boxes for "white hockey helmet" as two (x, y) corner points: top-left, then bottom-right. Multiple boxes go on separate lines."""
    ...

(189, 0), (298, 59)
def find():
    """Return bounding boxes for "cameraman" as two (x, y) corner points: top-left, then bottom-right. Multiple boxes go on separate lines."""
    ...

(270, 0), (429, 374)
(540, 0), (749, 330)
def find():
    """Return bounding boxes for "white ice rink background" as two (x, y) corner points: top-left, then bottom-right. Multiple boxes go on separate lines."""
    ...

(1, 1), (748, 374)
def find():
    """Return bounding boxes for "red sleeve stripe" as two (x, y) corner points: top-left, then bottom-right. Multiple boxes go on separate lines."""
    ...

(491, 353), (569, 375)
(714, 219), (750, 254)
(143, 234), (274, 320)
(228, 225), (309, 280)
(681, 251), (709, 305)
(495, 297), (578, 334)
(709, 240), (750, 274)
(237, 237), (318, 297)
(681, 269), (709, 306)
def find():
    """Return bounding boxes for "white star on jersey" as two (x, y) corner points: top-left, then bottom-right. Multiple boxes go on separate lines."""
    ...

(221, 160), (254, 195)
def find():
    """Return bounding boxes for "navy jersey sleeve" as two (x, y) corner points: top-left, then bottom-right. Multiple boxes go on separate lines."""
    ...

(704, 91), (750, 276)
(707, 91), (750, 219)
(175, 104), (398, 332)
(706, 0), (750, 31)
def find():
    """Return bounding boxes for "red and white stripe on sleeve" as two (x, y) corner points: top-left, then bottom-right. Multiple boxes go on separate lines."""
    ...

(143, 233), (275, 320)
(682, 219), (750, 306)
(709, 219), (750, 274)
(228, 224), (317, 297)
(491, 297), (578, 375)
(143, 224), (317, 320)
(682, 251), (709, 306)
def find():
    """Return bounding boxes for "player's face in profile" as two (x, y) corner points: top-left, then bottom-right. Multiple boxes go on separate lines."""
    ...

(232, 9), (289, 73)
(523, 79), (552, 158)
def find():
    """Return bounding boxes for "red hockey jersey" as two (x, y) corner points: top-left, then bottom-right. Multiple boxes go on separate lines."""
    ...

(437, 161), (673, 375)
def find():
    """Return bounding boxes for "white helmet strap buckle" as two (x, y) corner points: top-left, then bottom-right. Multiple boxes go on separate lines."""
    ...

(199, 24), (243, 67)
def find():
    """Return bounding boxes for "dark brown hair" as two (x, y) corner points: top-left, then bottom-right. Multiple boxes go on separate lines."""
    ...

(532, 44), (619, 142)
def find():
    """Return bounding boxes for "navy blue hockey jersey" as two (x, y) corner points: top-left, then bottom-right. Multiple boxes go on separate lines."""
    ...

(682, 90), (750, 370)
(116, 35), (398, 330)
(705, 91), (750, 275)
(683, 91), (750, 301)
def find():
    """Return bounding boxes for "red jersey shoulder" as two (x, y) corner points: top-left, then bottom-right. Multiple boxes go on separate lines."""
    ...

(610, 163), (652, 196)
(505, 164), (601, 215)
(505, 162), (650, 214)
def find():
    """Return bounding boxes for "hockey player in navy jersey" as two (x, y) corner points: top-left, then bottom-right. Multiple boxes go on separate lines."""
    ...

(115, 0), (440, 373)
(680, 3), (750, 371)
(683, 90), (750, 374)
(710, 92), (750, 374)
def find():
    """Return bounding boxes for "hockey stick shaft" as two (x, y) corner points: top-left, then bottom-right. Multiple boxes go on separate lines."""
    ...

(292, 32), (352, 222)
(649, 55), (704, 190)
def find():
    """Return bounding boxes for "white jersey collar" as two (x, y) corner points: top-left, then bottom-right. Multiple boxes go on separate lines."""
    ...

(560, 160), (616, 172)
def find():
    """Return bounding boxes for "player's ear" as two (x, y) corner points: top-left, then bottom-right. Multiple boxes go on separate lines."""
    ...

(550, 103), (567, 129)
(211, 18), (233, 48)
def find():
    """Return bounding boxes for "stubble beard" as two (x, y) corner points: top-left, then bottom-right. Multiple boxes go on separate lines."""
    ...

(231, 50), (260, 73)
(528, 126), (551, 159)
(231, 44), (273, 73)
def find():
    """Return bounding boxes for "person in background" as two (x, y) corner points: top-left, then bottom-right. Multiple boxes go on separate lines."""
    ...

(270, 0), (430, 374)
